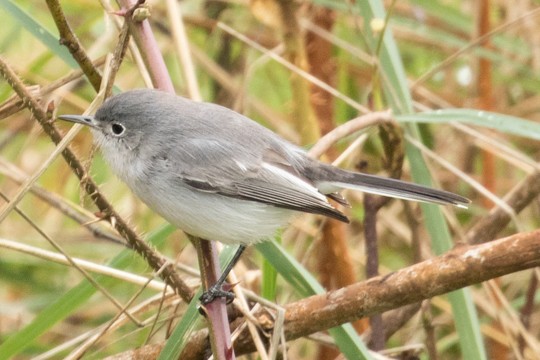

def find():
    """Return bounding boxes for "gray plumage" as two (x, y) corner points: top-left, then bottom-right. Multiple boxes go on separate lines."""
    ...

(59, 89), (469, 244)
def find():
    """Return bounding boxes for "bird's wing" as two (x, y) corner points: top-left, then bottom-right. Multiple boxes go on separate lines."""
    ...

(169, 139), (349, 222)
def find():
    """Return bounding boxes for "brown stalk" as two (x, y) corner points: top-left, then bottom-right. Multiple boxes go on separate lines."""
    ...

(283, 230), (540, 340)
(192, 237), (234, 360)
(274, 0), (320, 144)
(114, 1), (233, 358)
(476, 2), (506, 358)
(0, 56), (108, 122)
(303, 7), (364, 359)
(117, 0), (175, 92)
(107, 230), (540, 359)
(45, 0), (103, 91)
(422, 300), (438, 360)
(0, 160), (124, 245)
(518, 273), (538, 354)
(465, 171), (540, 245)
(477, 0), (496, 208)
(412, 7), (540, 89)
(362, 121), (405, 350)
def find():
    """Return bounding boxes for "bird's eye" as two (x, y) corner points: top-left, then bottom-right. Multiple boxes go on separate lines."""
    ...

(111, 123), (125, 136)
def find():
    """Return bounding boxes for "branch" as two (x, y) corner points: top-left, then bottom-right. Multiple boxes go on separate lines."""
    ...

(465, 171), (540, 244)
(0, 55), (193, 303)
(193, 238), (234, 360)
(283, 230), (540, 338)
(45, 0), (102, 91)
(117, 0), (174, 92)
(308, 110), (393, 159)
(0, 56), (108, 121)
(107, 230), (540, 358)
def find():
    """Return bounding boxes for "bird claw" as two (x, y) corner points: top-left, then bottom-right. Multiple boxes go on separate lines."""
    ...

(199, 285), (235, 305)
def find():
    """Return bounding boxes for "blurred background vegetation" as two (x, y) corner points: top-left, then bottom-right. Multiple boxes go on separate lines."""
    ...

(1, 0), (539, 359)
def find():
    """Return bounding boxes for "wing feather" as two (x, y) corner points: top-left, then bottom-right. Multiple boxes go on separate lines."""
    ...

(161, 137), (349, 222)
(181, 163), (348, 223)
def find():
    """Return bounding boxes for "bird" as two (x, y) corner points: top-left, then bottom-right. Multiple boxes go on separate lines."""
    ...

(59, 88), (469, 303)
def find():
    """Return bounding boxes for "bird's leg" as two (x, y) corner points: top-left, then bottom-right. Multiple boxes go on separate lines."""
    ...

(199, 244), (247, 305)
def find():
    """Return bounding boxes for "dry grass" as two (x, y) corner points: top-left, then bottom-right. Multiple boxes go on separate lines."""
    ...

(1, 0), (539, 359)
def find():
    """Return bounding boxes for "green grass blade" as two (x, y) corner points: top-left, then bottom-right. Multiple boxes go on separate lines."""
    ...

(0, 0), (78, 68)
(163, 243), (372, 359)
(257, 241), (372, 360)
(257, 242), (324, 296)
(409, 0), (472, 30)
(0, 224), (175, 359)
(156, 290), (203, 360)
(158, 245), (239, 360)
(355, 1), (487, 359)
(261, 255), (278, 300)
(0, 283), (97, 359)
(406, 132), (487, 360)
(398, 109), (540, 140)
(261, 233), (281, 300)
(448, 289), (487, 358)
(356, 0), (412, 113)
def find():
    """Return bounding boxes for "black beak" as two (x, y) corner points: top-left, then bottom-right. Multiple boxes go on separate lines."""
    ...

(58, 114), (97, 128)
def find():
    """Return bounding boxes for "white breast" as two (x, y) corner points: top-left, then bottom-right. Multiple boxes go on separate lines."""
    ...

(133, 179), (294, 244)
(94, 132), (295, 244)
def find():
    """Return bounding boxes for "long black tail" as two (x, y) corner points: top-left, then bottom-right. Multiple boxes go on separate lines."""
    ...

(312, 164), (470, 208)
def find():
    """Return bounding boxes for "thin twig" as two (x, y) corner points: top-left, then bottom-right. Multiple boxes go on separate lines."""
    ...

(217, 22), (370, 114)
(104, 17), (132, 98)
(308, 110), (394, 159)
(362, 194), (385, 350)
(465, 171), (540, 244)
(37, 293), (179, 360)
(0, 238), (168, 291)
(99, 0), (153, 87)
(227, 274), (270, 360)
(109, 230), (540, 358)
(363, 121), (405, 350)
(0, 56), (108, 121)
(117, 0), (174, 92)
(45, 0), (103, 91)
(0, 55), (193, 303)
(66, 263), (173, 359)
(405, 134), (516, 218)
(0, 157), (124, 245)
(193, 237), (235, 360)
(412, 7), (540, 88)
(166, 0), (202, 101)
(0, 192), (143, 326)
(451, 122), (540, 173)
(518, 272), (538, 355)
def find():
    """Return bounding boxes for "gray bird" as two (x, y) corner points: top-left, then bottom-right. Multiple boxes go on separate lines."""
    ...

(59, 88), (469, 303)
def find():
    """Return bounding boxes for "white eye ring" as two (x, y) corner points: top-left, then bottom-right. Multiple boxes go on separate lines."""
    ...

(111, 123), (125, 136)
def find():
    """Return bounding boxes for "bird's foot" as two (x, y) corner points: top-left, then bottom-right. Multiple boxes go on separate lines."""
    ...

(199, 283), (235, 305)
